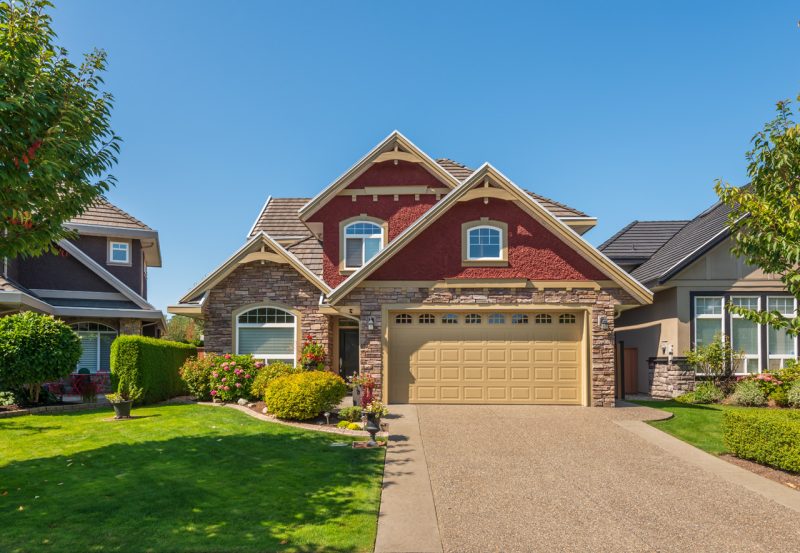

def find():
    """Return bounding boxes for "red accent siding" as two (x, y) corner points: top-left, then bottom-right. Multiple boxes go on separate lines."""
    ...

(370, 199), (607, 281)
(344, 160), (443, 189)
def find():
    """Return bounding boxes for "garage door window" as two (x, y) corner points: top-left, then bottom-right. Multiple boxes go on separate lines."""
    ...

(442, 314), (458, 324)
(465, 314), (482, 324)
(488, 313), (505, 324)
(419, 314), (436, 324)
(512, 314), (529, 324)
(237, 307), (296, 363)
(395, 314), (413, 324)
(535, 314), (552, 324)
(559, 313), (576, 324)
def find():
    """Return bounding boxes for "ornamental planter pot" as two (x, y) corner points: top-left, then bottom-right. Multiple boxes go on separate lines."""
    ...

(352, 385), (363, 407)
(111, 400), (133, 419)
(364, 412), (380, 446)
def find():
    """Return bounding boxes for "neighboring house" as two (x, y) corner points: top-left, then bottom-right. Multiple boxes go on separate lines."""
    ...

(0, 198), (165, 389)
(600, 200), (797, 399)
(170, 131), (651, 406)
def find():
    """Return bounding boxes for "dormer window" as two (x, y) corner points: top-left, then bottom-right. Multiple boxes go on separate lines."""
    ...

(343, 220), (383, 270)
(108, 239), (130, 265)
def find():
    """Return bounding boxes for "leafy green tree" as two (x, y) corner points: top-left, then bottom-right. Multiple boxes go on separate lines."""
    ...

(715, 98), (800, 336)
(165, 315), (204, 345)
(0, 311), (81, 403)
(0, 0), (120, 258)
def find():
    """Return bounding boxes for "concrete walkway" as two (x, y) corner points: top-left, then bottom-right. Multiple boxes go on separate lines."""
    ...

(374, 404), (442, 553)
(378, 403), (800, 553)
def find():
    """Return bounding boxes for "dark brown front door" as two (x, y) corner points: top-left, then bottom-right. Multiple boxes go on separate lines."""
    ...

(339, 328), (359, 379)
(624, 348), (638, 395)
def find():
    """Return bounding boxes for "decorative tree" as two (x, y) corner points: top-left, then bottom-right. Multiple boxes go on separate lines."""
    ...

(0, 0), (120, 259)
(715, 98), (800, 337)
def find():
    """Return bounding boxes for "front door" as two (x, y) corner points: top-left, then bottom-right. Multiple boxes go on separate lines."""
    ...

(339, 328), (359, 379)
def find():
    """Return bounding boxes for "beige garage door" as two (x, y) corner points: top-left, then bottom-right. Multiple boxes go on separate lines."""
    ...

(388, 311), (584, 405)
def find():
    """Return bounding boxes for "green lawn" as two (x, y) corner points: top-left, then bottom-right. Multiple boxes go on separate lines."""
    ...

(631, 400), (734, 454)
(0, 404), (385, 553)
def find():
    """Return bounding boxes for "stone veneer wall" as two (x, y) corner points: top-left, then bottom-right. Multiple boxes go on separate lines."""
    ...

(342, 286), (635, 407)
(647, 357), (695, 399)
(202, 262), (330, 368)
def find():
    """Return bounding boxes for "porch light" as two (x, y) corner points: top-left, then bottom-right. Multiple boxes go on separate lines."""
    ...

(367, 317), (375, 331)
(599, 316), (609, 331)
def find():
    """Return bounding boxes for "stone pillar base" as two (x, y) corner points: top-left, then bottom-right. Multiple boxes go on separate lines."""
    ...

(648, 357), (695, 399)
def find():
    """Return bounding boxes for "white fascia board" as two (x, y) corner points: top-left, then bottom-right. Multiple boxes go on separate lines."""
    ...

(57, 240), (156, 310)
(247, 195), (272, 238)
(64, 223), (162, 267)
(0, 291), (54, 313)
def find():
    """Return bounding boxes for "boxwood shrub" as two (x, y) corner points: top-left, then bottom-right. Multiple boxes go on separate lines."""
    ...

(111, 336), (196, 404)
(250, 361), (301, 401)
(723, 409), (800, 473)
(265, 370), (347, 420)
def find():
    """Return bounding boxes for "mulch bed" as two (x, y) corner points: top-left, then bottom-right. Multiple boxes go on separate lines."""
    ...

(246, 401), (342, 427)
(720, 454), (800, 490)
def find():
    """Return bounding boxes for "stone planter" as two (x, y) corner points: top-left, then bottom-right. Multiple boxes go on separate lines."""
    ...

(110, 400), (133, 419)
(364, 412), (380, 446)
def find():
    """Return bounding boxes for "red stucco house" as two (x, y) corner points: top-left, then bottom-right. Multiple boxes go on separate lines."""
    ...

(169, 132), (652, 406)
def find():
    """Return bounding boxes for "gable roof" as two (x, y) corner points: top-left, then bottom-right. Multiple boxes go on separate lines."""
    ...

(175, 232), (331, 306)
(69, 197), (152, 230)
(626, 201), (734, 286)
(298, 131), (463, 221)
(599, 220), (689, 264)
(325, 163), (652, 305)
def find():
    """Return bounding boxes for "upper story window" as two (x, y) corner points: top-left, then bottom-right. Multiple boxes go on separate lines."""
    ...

(108, 240), (130, 265)
(344, 221), (383, 269)
(467, 226), (502, 260)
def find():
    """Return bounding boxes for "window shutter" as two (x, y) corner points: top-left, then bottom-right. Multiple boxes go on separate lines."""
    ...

(239, 328), (294, 356)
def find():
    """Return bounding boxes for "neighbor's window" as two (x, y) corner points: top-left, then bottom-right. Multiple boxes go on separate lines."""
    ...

(236, 307), (296, 363)
(535, 314), (552, 324)
(730, 296), (760, 374)
(465, 314), (482, 324)
(488, 313), (505, 324)
(694, 296), (724, 348)
(467, 226), (502, 260)
(559, 313), (576, 324)
(442, 314), (458, 324)
(109, 240), (130, 264)
(767, 296), (797, 370)
(344, 221), (383, 269)
(511, 314), (529, 325)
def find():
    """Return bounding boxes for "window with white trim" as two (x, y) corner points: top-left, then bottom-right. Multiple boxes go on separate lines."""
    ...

(236, 307), (296, 363)
(344, 221), (383, 269)
(71, 322), (117, 374)
(730, 296), (760, 374)
(767, 296), (797, 370)
(467, 226), (502, 260)
(694, 296), (724, 349)
(109, 240), (130, 264)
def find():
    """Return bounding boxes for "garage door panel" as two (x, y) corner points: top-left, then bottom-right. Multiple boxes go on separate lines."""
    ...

(389, 311), (584, 405)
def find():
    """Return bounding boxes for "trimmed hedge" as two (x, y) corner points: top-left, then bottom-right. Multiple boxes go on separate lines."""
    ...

(265, 371), (347, 420)
(111, 336), (196, 404)
(723, 409), (800, 473)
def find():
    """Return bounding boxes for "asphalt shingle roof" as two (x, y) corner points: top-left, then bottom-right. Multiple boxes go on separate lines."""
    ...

(628, 201), (733, 286)
(69, 197), (152, 230)
(599, 220), (689, 262)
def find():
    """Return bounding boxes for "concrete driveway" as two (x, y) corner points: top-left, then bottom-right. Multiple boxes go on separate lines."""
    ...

(376, 404), (800, 553)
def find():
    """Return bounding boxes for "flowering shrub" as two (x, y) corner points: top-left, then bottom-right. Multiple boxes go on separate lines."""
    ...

(364, 400), (389, 419)
(299, 335), (326, 370)
(179, 355), (216, 400)
(349, 373), (376, 407)
(209, 354), (261, 402)
(788, 381), (800, 408)
(730, 379), (767, 407)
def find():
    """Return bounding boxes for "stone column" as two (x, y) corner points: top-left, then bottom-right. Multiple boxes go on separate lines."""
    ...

(648, 357), (695, 399)
(119, 319), (142, 335)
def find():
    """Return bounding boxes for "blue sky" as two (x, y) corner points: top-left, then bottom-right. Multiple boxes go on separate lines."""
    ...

(52, 1), (800, 312)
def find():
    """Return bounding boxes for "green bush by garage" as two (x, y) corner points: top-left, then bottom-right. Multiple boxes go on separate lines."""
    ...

(111, 336), (196, 404)
(723, 409), (800, 473)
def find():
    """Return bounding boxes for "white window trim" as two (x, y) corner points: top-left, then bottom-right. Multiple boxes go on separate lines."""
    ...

(730, 296), (761, 375)
(108, 240), (131, 265)
(466, 225), (503, 261)
(767, 296), (798, 369)
(693, 296), (724, 348)
(71, 323), (117, 374)
(343, 221), (384, 270)
(235, 308), (297, 363)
